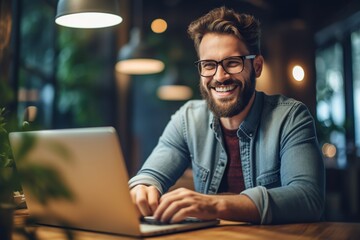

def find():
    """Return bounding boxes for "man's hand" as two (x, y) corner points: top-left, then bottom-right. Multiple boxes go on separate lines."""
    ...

(154, 188), (219, 223)
(131, 186), (260, 224)
(130, 185), (161, 217)
(154, 188), (260, 224)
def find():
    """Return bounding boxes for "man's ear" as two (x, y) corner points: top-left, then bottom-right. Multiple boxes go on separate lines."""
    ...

(253, 55), (264, 78)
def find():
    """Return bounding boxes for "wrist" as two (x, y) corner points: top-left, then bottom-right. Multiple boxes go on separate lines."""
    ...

(213, 194), (261, 223)
(213, 195), (229, 219)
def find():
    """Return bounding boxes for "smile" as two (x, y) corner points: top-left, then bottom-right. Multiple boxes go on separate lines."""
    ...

(214, 85), (237, 92)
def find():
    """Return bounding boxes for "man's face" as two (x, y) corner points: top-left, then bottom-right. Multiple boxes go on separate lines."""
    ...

(198, 33), (256, 118)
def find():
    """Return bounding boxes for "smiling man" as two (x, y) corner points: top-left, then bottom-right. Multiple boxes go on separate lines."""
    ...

(129, 6), (325, 224)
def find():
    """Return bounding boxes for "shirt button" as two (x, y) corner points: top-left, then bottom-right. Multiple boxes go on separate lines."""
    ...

(220, 161), (225, 167)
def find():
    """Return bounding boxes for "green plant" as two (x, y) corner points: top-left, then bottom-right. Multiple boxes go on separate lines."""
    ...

(0, 107), (74, 239)
(1, 106), (74, 202)
(0, 107), (18, 203)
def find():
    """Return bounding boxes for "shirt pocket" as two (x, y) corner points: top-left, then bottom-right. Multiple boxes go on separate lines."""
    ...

(256, 169), (281, 188)
(192, 162), (209, 193)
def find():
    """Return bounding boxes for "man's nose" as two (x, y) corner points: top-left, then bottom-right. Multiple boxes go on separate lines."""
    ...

(213, 64), (229, 82)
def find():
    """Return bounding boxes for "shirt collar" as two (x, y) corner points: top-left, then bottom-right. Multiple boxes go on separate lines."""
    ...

(209, 91), (264, 138)
(239, 91), (263, 138)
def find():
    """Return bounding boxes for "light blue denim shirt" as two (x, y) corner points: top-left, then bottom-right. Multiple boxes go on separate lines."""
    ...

(129, 91), (325, 224)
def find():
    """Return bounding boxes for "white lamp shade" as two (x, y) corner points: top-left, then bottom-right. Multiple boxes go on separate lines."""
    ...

(116, 28), (165, 75)
(115, 59), (165, 75)
(55, 0), (122, 28)
(157, 85), (193, 101)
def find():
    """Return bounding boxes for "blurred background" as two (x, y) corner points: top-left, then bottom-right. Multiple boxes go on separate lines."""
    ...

(1, 0), (359, 222)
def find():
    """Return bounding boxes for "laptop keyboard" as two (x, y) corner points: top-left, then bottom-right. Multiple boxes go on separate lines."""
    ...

(142, 216), (204, 225)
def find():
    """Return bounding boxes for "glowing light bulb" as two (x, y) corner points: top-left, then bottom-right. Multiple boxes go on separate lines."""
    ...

(151, 18), (167, 33)
(292, 65), (305, 81)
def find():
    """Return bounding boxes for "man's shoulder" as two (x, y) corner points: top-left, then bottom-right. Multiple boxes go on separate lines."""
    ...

(261, 92), (306, 109)
(175, 100), (212, 124)
(180, 99), (209, 112)
(182, 99), (207, 107)
(258, 92), (312, 124)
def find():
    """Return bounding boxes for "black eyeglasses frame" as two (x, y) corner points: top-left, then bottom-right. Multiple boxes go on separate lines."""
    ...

(194, 54), (256, 77)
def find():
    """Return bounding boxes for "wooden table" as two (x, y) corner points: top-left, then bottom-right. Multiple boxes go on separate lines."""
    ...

(12, 210), (360, 240)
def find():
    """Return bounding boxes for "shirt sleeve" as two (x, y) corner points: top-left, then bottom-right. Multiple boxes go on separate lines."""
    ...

(245, 103), (325, 224)
(128, 105), (191, 194)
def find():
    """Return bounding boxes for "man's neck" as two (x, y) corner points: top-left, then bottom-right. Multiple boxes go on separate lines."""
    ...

(220, 92), (255, 130)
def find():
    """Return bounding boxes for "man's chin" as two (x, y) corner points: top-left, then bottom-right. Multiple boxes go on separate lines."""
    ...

(212, 93), (238, 106)
(201, 86), (243, 117)
(209, 99), (242, 118)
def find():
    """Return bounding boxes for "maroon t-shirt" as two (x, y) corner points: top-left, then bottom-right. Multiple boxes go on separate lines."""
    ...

(217, 127), (245, 194)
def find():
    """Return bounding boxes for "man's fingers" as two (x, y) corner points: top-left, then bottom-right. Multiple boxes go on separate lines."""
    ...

(161, 198), (190, 223)
(130, 185), (160, 217)
(170, 206), (196, 223)
(154, 188), (190, 221)
(136, 187), (153, 216)
(147, 186), (160, 213)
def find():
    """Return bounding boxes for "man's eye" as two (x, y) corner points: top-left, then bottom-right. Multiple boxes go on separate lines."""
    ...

(202, 62), (216, 69)
(225, 60), (242, 67)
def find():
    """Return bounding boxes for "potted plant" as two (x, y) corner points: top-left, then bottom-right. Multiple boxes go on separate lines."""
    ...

(0, 108), (17, 240)
(0, 107), (74, 240)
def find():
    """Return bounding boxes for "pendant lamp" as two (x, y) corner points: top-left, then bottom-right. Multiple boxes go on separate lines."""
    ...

(157, 67), (192, 101)
(55, 0), (122, 28)
(115, 28), (165, 75)
(115, 0), (164, 75)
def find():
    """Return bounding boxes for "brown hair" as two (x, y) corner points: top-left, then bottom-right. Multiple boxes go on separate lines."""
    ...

(187, 6), (261, 56)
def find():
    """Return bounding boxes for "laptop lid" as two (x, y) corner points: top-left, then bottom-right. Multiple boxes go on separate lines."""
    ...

(9, 127), (219, 237)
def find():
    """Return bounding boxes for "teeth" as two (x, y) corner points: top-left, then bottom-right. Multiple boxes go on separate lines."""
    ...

(215, 85), (236, 92)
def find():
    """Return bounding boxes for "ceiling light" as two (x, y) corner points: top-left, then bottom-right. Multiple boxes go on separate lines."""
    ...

(292, 65), (305, 81)
(116, 27), (164, 75)
(157, 67), (192, 101)
(151, 18), (168, 33)
(116, 0), (164, 75)
(116, 59), (165, 75)
(157, 85), (193, 101)
(55, 0), (122, 29)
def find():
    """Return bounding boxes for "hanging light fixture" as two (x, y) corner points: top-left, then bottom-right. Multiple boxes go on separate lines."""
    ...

(55, 0), (123, 29)
(115, 0), (164, 75)
(157, 67), (192, 101)
(115, 28), (165, 75)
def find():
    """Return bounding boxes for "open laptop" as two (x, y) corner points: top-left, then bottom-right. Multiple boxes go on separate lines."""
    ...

(9, 127), (219, 237)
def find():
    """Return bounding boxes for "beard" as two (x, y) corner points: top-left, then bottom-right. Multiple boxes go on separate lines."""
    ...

(200, 69), (256, 118)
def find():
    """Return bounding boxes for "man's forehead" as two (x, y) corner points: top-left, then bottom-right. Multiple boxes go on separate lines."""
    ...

(198, 33), (248, 59)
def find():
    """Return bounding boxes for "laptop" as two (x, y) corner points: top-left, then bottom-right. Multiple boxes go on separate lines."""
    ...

(9, 127), (219, 237)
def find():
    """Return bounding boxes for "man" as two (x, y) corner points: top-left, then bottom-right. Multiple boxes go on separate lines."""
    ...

(129, 6), (325, 224)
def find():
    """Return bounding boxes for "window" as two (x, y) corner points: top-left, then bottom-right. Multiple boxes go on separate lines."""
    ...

(316, 43), (347, 168)
(351, 30), (360, 154)
(315, 10), (360, 167)
(16, 0), (118, 129)
(17, 1), (56, 128)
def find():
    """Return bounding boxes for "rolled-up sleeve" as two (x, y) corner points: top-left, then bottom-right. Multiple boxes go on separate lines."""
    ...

(245, 102), (325, 224)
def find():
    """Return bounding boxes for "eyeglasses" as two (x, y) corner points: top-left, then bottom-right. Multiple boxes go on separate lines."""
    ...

(195, 55), (256, 77)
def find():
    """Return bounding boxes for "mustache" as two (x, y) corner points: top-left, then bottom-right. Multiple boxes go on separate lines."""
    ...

(208, 79), (242, 88)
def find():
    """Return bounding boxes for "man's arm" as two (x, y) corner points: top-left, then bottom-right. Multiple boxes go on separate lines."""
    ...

(245, 102), (325, 224)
